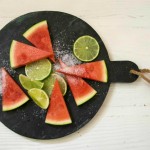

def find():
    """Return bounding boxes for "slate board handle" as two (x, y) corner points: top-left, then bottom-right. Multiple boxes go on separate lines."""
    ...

(108, 61), (139, 83)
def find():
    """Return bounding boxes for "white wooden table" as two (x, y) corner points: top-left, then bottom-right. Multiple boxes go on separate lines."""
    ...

(0, 0), (150, 150)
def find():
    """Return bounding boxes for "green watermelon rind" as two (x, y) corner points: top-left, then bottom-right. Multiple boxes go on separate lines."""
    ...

(10, 40), (16, 68)
(76, 89), (97, 106)
(23, 20), (47, 38)
(3, 96), (29, 111)
(45, 118), (72, 125)
(102, 60), (108, 83)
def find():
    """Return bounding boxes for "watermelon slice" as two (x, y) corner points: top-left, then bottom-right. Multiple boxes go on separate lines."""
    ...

(45, 80), (72, 125)
(57, 60), (108, 82)
(59, 59), (97, 106)
(23, 20), (55, 62)
(1, 68), (29, 111)
(10, 40), (51, 68)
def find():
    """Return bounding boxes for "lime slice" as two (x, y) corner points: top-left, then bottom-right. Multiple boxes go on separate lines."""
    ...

(25, 59), (51, 80)
(43, 73), (67, 97)
(28, 88), (49, 109)
(19, 74), (44, 90)
(73, 35), (100, 61)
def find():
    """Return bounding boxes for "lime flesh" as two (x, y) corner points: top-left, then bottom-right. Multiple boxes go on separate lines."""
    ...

(19, 74), (44, 90)
(43, 73), (67, 97)
(25, 59), (51, 81)
(28, 88), (49, 109)
(73, 35), (100, 62)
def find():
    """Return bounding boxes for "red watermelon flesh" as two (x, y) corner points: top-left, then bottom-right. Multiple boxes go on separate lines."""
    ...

(59, 59), (97, 106)
(23, 20), (55, 62)
(45, 80), (72, 125)
(10, 40), (51, 68)
(57, 61), (108, 82)
(1, 68), (29, 111)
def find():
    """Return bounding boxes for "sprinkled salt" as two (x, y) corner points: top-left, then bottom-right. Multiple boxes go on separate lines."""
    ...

(2, 60), (17, 77)
(33, 108), (46, 119)
(53, 39), (70, 58)
(53, 38), (81, 66)
(61, 53), (81, 66)
(53, 62), (60, 71)
(52, 62), (65, 77)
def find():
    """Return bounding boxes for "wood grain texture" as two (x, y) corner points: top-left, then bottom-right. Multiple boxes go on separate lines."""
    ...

(0, 0), (150, 149)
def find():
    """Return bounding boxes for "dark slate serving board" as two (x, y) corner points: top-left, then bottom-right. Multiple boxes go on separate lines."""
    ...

(0, 11), (139, 139)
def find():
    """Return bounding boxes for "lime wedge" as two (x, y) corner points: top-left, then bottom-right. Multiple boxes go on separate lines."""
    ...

(28, 88), (49, 109)
(43, 73), (67, 97)
(19, 74), (44, 90)
(73, 35), (100, 61)
(25, 59), (51, 81)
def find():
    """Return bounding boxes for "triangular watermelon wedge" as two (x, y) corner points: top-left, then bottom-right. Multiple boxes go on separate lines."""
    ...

(10, 40), (51, 68)
(45, 80), (72, 125)
(59, 59), (97, 106)
(23, 20), (55, 62)
(57, 60), (108, 82)
(1, 68), (29, 111)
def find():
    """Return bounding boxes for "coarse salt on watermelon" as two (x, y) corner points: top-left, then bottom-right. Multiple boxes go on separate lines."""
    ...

(1, 68), (29, 111)
(59, 59), (97, 106)
(23, 20), (55, 62)
(10, 40), (51, 68)
(57, 60), (108, 82)
(45, 80), (72, 125)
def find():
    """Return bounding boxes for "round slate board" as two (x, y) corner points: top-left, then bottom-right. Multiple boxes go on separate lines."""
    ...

(0, 11), (139, 139)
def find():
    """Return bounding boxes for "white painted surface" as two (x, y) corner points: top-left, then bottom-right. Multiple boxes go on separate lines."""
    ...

(0, 0), (150, 150)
